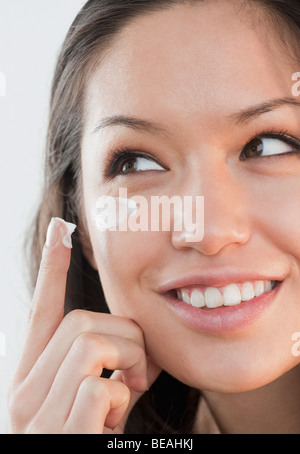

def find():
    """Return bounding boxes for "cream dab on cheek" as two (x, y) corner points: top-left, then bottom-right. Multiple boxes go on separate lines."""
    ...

(92, 195), (138, 231)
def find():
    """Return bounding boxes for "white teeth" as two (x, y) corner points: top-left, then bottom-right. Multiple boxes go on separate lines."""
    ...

(177, 279), (276, 309)
(223, 283), (241, 306)
(181, 289), (190, 305)
(205, 287), (223, 308)
(254, 280), (264, 297)
(241, 282), (255, 302)
(264, 281), (272, 292)
(190, 289), (205, 308)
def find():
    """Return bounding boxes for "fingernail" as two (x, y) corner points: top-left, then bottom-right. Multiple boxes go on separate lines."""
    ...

(46, 218), (77, 249)
(46, 218), (60, 248)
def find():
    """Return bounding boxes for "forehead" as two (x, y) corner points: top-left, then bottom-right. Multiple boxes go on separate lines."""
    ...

(83, 1), (297, 135)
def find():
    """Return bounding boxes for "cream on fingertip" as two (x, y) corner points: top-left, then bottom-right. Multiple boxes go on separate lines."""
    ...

(46, 217), (77, 249)
(54, 218), (77, 248)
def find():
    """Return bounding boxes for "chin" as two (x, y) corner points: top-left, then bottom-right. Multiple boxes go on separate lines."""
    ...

(158, 346), (300, 394)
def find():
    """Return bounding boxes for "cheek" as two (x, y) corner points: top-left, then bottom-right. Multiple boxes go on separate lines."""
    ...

(252, 176), (300, 257)
(90, 227), (167, 315)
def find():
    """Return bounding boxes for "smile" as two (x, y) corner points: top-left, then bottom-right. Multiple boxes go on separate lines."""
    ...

(162, 274), (284, 333)
(176, 280), (277, 309)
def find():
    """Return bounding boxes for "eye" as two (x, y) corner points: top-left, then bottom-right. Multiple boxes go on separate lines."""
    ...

(122, 156), (165, 174)
(104, 147), (169, 180)
(109, 149), (166, 176)
(241, 135), (300, 160)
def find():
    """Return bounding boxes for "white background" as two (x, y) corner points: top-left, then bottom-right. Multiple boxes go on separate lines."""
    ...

(0, 0), (86, 433)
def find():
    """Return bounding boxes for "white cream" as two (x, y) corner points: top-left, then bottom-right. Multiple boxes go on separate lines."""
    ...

(53, 218), (77, 248)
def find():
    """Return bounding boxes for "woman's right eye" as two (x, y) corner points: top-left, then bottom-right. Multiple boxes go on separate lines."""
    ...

(121, 156), (164, 174)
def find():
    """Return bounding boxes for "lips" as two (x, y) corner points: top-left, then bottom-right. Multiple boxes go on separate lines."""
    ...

(158, 269), (285, 297)
(158, 270), (285, 333)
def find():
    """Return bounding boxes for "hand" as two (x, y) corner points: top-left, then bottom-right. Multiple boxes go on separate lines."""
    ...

(8, 218), (161, 434)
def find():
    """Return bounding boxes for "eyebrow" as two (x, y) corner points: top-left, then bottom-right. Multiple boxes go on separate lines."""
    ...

(92, 115), (170, 138)
(231, 97), (300, 124)
(92, 97), (300, 136)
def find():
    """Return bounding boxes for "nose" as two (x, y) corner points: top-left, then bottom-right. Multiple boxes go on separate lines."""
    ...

(171, 164), (251, 256)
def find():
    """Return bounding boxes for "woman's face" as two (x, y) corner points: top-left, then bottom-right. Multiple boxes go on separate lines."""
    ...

(80, 1), (300, 392)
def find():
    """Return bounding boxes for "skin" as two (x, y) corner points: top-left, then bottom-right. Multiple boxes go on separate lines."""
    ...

(8, 1), (300, 433)
(8, 218), (160, 434)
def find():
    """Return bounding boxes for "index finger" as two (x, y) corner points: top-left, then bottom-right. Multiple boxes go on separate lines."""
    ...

(15, 218), (76, 382)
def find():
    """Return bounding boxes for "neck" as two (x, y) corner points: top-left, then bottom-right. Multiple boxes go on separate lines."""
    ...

(198, 365), (300, 434)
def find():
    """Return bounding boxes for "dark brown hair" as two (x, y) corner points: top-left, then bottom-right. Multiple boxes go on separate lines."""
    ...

(26, 0), (300, 434)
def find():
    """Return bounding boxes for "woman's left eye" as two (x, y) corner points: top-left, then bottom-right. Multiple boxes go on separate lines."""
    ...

(120, 156), (165, 174)
(241, 135), (300, 160)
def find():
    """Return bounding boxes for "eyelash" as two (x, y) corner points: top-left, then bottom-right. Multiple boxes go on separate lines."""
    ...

(104, 147), (167, 179)
(239, 129), (300, 160)
(104, 130), (300, 179)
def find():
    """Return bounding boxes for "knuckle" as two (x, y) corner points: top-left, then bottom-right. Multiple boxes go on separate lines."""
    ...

(63, 309), (92, 332)
(80, 376), (108, 401)
(72, 332), (106, 354)
(79, 376), (130, 407)
(121, 318), (145, 343)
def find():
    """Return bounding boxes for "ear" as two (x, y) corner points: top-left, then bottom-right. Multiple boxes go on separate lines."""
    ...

(78, 221), (98, 270)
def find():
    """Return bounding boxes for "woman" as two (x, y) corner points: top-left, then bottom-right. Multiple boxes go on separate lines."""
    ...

(7, 0), (300, 433)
